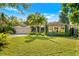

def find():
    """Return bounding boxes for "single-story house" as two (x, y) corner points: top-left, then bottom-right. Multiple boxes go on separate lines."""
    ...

(13, 25), (46, 34)
(13, 22), (66, 34)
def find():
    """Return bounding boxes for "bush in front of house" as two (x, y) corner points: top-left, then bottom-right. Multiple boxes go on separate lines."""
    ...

(0, 33), (9, 51)
(29, 32), (36, 35)
(47, 32), (64, 36)
(29, 32), (45, 36)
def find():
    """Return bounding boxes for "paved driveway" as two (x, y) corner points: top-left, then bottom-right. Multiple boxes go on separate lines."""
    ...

(11, 34), (27, 37)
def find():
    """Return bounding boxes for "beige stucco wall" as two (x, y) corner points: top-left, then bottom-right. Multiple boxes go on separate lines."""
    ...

(48, 25), (65, 32)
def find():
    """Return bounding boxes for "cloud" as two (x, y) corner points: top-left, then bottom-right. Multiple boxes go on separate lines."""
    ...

(4, 7), (18, 12)
(59, 10), (62, 13)
(43, 13), (59, 22)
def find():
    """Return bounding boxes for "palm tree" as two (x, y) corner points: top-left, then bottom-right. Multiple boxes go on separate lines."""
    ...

(38, 15), (47, 33)
(0, 13), (9, 23)
(27, 13), (47, 34)
(0, 13), (9, 33)
(10, 16), (22, 26)
(27, 14), (37, 32)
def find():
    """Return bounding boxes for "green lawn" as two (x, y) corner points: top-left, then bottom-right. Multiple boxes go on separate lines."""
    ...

(0, 35), (79, 56)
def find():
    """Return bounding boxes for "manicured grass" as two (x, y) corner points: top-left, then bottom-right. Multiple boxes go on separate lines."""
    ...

(0, 35), (79, 56)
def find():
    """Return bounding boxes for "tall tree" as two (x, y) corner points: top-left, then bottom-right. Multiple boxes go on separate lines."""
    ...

(59, 4), (70, 33)
(59, 12), (69, 24)
(62, 3), (79, 25)
(0, 13), (9, 33)
(27, 13), (47, 33)
(60, 3), (79, 36)
(60, 3), (70, 24)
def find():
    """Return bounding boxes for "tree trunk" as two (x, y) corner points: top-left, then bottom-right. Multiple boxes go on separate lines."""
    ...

(39, 26), (41, 33)
(45, 24), (48, 35)
(65, 24), (69, 33)
(36, 27), (38, 33)
(44, 25), (46, 34)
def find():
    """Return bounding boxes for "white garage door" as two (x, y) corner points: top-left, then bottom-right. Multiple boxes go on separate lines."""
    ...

(14, 26), (31, 34)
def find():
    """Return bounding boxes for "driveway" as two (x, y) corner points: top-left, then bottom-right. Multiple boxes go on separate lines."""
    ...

(11, 34), (28, 37)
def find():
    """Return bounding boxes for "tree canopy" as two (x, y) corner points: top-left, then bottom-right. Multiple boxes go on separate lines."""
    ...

(61, 3), (79, 24)
(27, 13), (47, 33)
(27, 13), (47, 27)
(0, 3), (31, 14)
(59, 12), (69, 24)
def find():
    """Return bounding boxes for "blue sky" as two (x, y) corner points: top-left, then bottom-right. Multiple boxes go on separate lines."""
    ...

(0, 3), (62, 22)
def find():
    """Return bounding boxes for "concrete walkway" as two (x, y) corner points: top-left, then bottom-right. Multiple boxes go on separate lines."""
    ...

(11, 34), (27, 37)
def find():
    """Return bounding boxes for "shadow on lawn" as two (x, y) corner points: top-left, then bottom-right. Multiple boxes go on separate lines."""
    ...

(25, 35), (50, 43)
(64, 37), (79, 40)
(0, 43), (8, 51)
(25, 35), (79, 43)
(25, 36), (36, 43)
(24, 35), (61, 44)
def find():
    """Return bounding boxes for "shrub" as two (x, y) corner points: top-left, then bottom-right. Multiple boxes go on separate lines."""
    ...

(0, 33), (9, 50)
(47, 32), (64, 36)
(25, 35), (36, 42)
(29, 32), (36, 35)
(29, 32), (45, 36)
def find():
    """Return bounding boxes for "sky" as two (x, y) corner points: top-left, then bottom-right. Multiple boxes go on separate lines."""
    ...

(0, 3), (62, 22)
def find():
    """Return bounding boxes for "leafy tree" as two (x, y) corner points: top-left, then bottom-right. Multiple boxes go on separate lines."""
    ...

(59, 4), (70, 33)
(61, 3), (79, 36)
(61, 3), (79, 24)
(0, 3), (31, 14)
(59, 12), (69, 24)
